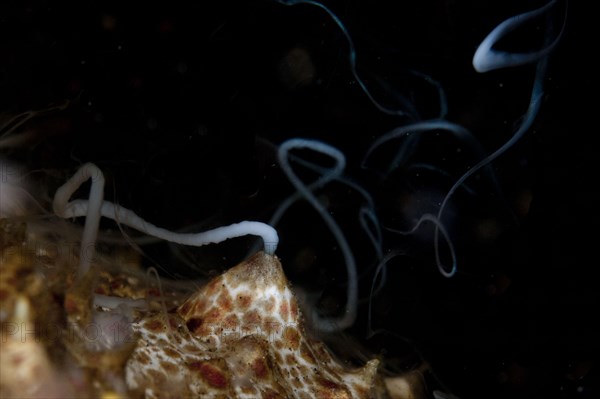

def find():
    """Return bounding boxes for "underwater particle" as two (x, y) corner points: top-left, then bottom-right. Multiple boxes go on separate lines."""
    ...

(101, 14), (118, 32)
(278, 47), (316, 89)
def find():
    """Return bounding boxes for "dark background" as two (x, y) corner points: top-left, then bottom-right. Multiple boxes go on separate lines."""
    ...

(1, 0), (597, 398)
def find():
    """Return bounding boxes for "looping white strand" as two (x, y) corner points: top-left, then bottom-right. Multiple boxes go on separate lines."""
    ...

(473, 0), (564, 72)
(278, 138), (357, 333)
(54, 163), (105, 279)
(53, 163), (278, 279)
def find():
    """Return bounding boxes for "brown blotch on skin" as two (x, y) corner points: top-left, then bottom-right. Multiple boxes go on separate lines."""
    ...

(273, 339), (284, 351)
(282, 326), (301, 351)
(291, 377), (303, 390)
(162, 361), (178, 374)
(32, 365), (45, 379)
(222, 313), (239, 330)
(262, 388), (285, 399)
(163, 346), (179, 359)
(193, 298), (208, 314)
(64, 296), (79, 314)
(110, 278), (125, 291)
(262, 316), (282, 336)
(11, 353), (25, 366)
(184, 344), (200, 353)
(252, 357), (269, 379)
(217, 292), (233, 312)
(204, 278), (223, 297)
(299, 342), (316, 364)
(145, 319), (165, 333)
(285, 354), (295, 366)
(193, 361), (229, 389)
(204, 307), (222, 323)
(243, 309), (261, 326)
(263, 296), (276, 313)
(290, 300), (299, 320)
(235, 293), (252, 310)
(169, 315), (182, 330)
(186, 317), (203, 333)
(145, 332), (157, 342)
(203, 276), (225, 298)
(316, 378), (351, 399)
(136, 351), (151, 365)
(241, 386), (258, 395)
(148, 369), (168, 385)
(240, 323), (258, 336)
(297, 364), (309, 376)
(178, 301), (192, 315)
(313, 342), (334, 363)
(279, 301), (289, 322)
(146, 287), (161, 297)
(289, 367), (300, 379)
(273, 350), (284, 366)
(353, 382), (370, 397)
(188, 361), (202, 370)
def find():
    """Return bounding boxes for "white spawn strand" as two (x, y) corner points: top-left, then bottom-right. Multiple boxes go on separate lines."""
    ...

(53, 163), (279, 279)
